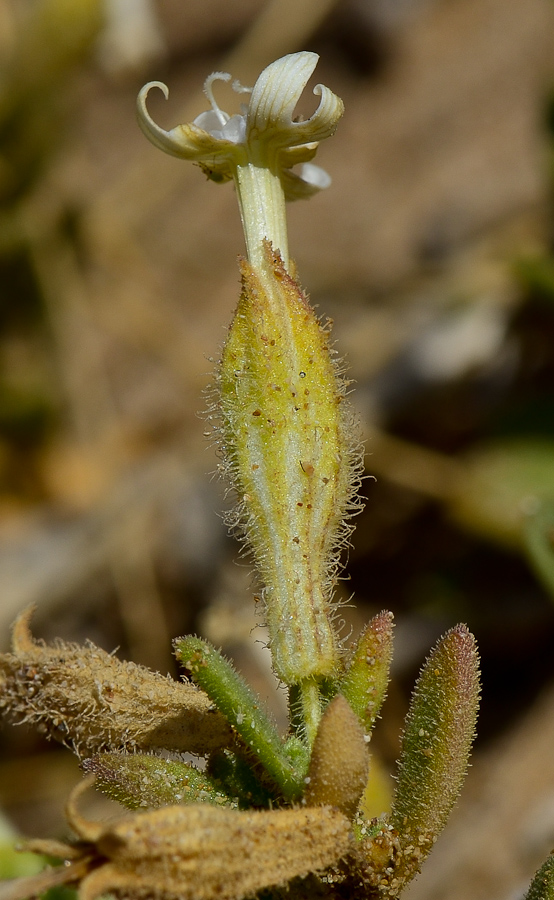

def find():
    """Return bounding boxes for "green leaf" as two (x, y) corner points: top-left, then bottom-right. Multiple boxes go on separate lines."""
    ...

(0, 844), (45, 880)
(514, 254), (554, 305)
(83, 752), (236, 810)
(390, 624), (480, 883)
(523, 499), (554, 601)
(175, 636), (304, 800)
(450, 439), (554, 548)
(207, 750), (276, 808)
(339, 610), (394, 736)
(525, 854), (554, 900)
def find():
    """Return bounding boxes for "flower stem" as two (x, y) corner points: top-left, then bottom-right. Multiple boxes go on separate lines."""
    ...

(290, 677), (323, 748)
(234, 162), (289, 270)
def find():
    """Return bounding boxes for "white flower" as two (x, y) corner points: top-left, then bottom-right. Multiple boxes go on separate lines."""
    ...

(137, 52), (343, 269)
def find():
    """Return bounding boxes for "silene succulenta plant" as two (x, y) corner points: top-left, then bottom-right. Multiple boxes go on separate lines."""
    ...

(1, 50), (548, 900)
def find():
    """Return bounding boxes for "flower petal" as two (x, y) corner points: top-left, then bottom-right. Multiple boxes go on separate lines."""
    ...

(282, 163), (332, 201)
(292, 82), (345, 144)
(280, 142), (319, 168)
(246, 52), (344, 149)
(136, 82), (237, 163)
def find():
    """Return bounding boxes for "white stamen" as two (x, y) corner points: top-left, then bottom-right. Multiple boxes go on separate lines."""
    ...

(203, 71), (232, 127)
(232, 79), (253, 96)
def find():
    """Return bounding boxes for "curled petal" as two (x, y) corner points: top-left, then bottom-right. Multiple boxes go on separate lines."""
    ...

(137, 82), (238, 164)
(246, 52), (344, 148)
(291, 83), (345, 145)
(247, 53), (319, 140)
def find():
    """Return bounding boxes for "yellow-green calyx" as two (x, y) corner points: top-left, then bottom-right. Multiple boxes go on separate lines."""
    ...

(137, 52), (344, 270)
(219, 247), (361, 693)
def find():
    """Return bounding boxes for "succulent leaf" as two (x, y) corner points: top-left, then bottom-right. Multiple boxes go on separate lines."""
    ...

(175, 635), (304, 799)
(340, 611), (394, 736)
(525, 854), (554, 900)
(83, 752), (237, 810)
(390, 624), (480, 882)
(207, 750), (277, 809)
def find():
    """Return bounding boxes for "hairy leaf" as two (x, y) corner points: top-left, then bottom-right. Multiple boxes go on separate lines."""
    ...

(390, 624), (480, 883)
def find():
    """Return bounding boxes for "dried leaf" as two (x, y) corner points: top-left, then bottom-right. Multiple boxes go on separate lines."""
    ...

(23, 777), (353, 900)
(0, 856), (94, 900)
(87, 804), (350, 900)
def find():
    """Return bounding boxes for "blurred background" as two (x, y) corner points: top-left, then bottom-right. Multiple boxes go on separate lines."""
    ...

(1, 0), (554, 897)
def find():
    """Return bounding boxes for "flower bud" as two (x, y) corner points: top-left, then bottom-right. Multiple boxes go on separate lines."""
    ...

(304, 694), (369, 819)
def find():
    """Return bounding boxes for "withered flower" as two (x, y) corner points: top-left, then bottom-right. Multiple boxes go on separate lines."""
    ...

(6, 777), (352, 900)
(0, 607), (233, 756)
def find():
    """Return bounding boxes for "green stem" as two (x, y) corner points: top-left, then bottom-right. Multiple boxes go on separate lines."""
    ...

(234, 161), (289, 270)
(293, 676), (323, 748)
